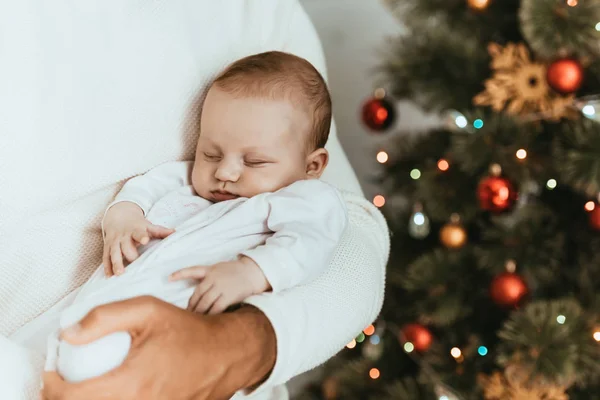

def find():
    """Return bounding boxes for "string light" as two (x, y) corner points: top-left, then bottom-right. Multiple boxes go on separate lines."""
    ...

(450, 347), (462, 358)
(582, 105), (596, 117)
(374, 88), (386, 99)
(567, 0), (578, 6)
(516, 149), (527, 160)
(585, 201), (595, 212)
(376, 151), (389, 163)
(546, 179), (557, 190)
(410, 168), (421, 180)
(505, 259), (517, 273)
(473, 119), (484, 129)
(478, 346), (488, 356)
(346, 339), (356, 349)
(454, 115), (468, 128)
(363, 325), (376, 336)
(369, 368), (380, 379)
(557, 315), (566, 324)
(356, 332), (366, 343)
(404, 342), (415, 353)
(370, 334), (380, 345)
(373, 195), (386, 208)
(438, 159), (450, 171)
(594, 331), (600, 342)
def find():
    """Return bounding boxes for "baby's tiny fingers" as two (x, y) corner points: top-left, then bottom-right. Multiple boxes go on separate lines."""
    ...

(169, 265), (210, 281)
(207, 295), (231, 315)
(120, 238), (139, 263)
(147, 224), (175, 239)
(103, 245), (113, 277)
(131, 229), (149, 245)
(187, 279), (213, 311)
(194, 288), (221, 314)
(110, 246), (125, 276)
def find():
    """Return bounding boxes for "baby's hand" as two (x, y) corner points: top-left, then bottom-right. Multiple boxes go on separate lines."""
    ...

(103, 202), (175, 277)
(169, 257), (270, 314)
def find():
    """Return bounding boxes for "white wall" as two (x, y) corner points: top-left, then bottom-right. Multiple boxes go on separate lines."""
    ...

(300, 0), (435, 198)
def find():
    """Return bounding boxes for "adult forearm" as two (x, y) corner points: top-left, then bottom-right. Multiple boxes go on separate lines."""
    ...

(242, 193), (389, 388)
(221, 306), (277, 391)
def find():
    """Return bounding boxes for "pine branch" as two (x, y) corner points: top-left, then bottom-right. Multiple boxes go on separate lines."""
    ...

(552, 117), (600, 196)
(377, 28), (489, 112)
(449, 110), (544, 182)
(381, 0), (522, 44)
(519, 0), (600, 59)
(474, 203), (566, 284)
(497, 298), (600, 387)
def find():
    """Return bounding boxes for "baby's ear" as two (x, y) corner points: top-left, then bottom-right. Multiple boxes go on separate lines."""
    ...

(305, 148), (329, 179)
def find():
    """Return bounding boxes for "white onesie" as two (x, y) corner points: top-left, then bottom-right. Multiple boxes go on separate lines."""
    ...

(47, 161), (348, 384)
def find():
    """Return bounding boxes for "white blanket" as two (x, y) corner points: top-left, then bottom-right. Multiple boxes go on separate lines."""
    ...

(5, 178), (346, 399)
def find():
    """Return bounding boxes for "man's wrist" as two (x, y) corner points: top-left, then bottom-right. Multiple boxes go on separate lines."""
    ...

(215, 305), (276, 392)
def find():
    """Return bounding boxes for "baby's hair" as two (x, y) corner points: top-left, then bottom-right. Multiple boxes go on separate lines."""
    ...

(213, 51), (332, 151)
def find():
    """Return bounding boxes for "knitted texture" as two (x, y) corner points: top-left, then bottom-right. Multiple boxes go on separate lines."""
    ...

(1, 2), (389, 399)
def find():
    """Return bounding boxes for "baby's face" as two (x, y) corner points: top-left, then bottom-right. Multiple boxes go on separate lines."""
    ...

(192, 86), (311, 202)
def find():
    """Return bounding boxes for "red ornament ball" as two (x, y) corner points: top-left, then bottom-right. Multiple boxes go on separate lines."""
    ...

(361, 96), (396, 132)
(400, 323), (433, 352)
(490, 272), (528, 308)
(589, 205), (600, 230)
(477, 176), (518, 213)
(546, 58), (584, 94)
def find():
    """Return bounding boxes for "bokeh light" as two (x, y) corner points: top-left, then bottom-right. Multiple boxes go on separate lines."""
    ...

(438, 159), (450, 171)
(451, 347), (462, 358)
(376, 151), (389, 163)
(369, 368), (380, 379)
(585, 201), (595, 212)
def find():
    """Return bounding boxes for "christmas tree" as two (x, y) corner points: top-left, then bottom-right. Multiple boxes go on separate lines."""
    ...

(299, 0), (600, 399)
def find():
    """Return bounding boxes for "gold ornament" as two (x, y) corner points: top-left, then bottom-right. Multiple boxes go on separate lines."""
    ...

(440, 214), (467, 249)
(473, 43), (576, 121)
(467, 0), (491, 11)
(478, 365), (569, 400)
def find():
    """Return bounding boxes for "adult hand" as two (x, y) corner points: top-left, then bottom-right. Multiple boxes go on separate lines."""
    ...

(41, 296), (276, 400)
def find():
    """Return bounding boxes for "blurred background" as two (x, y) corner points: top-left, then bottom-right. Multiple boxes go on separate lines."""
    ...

(300, 0), (437, 198)
(295, 0), (600, 399)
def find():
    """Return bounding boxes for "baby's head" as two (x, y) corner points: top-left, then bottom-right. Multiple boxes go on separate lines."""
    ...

(192, 51), (332, 202)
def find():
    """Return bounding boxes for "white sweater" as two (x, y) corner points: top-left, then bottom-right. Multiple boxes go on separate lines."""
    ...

(0, 1), (389, 399)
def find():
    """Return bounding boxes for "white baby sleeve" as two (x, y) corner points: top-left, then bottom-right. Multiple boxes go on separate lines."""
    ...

(240, 180), (347, 292)
(101, 161), (193, 233)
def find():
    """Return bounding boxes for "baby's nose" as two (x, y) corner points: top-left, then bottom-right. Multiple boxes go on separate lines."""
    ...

(214, 161), (241, 182)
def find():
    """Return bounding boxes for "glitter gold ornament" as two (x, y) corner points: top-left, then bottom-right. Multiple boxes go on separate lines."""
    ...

(473, 43), (575, 121)
(440, 214), (467, 249)
(478, 364), (569, 400)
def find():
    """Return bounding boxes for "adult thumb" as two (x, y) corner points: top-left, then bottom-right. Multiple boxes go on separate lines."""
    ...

(148, 223), (175, 239)
(60, 296), (160, 345)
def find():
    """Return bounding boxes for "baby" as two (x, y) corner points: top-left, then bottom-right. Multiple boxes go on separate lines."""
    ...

(45, 51), (348, 385)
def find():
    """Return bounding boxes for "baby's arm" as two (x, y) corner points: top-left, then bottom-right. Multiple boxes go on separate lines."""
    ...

(240, 179), (348, 292)
(104, 160), (193, 219)
(102, 161), (193, 275)
(169, 180), (348, 314)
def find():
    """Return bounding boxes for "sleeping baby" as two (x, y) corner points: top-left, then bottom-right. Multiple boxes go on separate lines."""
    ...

(44, 50), (348, 384)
